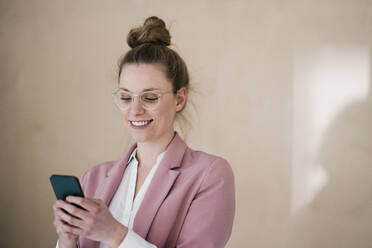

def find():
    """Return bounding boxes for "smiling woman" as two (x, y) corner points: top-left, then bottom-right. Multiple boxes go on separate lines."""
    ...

(52, 16), (235, 248)
(116, 63), (185, 145)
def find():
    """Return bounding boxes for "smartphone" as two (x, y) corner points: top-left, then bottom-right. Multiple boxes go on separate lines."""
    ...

(50, 174), (84, 201)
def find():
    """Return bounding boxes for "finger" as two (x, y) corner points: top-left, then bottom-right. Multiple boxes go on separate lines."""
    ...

(66, 196), (100, 212)
(60, 219), (85, 236)
(54, 200), (71, 210)
(54, 200), (65, 210)
(56, 200), (90, 220)
(55, 218), (79, 238)
(56, 203), (89, 221)
(56, 207), (85, 228)
(53, 201), (66, 217)
(89, 198), (103, 204)
(55, 218), (71, 232)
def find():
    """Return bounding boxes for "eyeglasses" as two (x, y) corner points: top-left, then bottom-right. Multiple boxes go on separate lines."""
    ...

(112, 90), (174, 110)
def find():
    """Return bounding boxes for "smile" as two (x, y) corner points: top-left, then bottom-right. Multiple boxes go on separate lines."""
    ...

(129, 119), (153, 127)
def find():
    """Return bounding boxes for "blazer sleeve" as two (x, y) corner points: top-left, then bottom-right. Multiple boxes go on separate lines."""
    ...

(176, 158), (236, 248)
(80, 171), (88, 193)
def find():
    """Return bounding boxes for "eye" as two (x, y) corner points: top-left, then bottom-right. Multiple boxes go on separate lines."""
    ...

(119, 93), (132, 102)
(142, 93), (159, 103)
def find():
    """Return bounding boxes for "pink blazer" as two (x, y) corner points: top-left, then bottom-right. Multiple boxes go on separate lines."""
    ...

(78, 133), (235, 248)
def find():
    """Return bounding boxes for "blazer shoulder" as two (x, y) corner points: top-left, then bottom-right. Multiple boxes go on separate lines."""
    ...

(80, 159), (119, 188)
(184, 148), (234, 178)
(84, 159), (118, 177)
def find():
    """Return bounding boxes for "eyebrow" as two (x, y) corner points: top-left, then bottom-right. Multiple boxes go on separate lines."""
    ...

(119, 87), (160, 92)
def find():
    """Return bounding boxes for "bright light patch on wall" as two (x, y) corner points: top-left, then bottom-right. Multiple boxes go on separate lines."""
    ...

(291, 44), (369, 214)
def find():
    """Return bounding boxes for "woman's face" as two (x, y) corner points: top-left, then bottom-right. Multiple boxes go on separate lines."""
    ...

(118, 63), (186, 144)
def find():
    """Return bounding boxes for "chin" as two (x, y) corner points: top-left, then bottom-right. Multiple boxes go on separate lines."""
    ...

(130, 132), (153, 143)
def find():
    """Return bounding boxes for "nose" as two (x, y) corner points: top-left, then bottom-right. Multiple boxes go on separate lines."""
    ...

(130, 96), (145, 115)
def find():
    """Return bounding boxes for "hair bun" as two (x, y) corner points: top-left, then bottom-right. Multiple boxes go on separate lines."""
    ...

(127, 16), (171, 48)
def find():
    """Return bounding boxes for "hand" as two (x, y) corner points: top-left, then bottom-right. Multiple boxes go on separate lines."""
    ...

(53, 202), (78, 248)
(54, 196), (128, 247)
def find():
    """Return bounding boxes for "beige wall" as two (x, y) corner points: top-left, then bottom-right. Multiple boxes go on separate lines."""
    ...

(1, 0), (371, 247)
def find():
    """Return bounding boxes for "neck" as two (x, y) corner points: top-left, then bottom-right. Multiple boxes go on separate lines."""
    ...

(136, 130), (175, 168)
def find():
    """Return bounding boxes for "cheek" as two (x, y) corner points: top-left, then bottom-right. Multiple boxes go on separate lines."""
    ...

(120, 110), (129, 121)
(160, 110), (176, 124)
(152, 107), (176, 123)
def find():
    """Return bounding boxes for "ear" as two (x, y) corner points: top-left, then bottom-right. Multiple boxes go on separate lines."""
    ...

(175, 87), (187, 112)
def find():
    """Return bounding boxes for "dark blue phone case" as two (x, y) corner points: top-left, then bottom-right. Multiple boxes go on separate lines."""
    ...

(50, 174), (85, 200)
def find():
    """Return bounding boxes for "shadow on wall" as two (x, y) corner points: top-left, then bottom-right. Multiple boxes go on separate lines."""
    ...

(290, 62), (372, 247)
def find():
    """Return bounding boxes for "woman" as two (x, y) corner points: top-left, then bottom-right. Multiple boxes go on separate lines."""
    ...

(53, 16), (235, 248)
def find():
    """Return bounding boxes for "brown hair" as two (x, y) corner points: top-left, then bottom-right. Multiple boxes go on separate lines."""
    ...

(118, 16), (190, 97)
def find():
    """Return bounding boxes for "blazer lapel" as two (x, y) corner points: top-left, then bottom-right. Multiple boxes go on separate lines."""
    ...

(97, 144), (137, 207)
(133, 133), (187, 238)
(80, 144), (137, 248)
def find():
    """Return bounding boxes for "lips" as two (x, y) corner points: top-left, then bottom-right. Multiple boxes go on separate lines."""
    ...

(129, 119), (153, 128)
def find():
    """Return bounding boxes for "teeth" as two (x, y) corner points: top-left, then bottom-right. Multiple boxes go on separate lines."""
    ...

(131, 120), (150, 126)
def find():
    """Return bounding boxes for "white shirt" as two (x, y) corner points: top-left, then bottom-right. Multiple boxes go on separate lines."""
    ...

(57, 148), (164, 248)
(102, 148), (164, 248)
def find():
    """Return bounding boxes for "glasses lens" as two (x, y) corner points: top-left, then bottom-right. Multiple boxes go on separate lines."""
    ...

(141, 92), (160, 109)
(113, 91), (162, 110)
(115, 92), (132, 109)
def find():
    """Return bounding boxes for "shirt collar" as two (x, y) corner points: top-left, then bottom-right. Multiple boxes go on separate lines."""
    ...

(127, 148), (137, 165)
(126, 148), (166, 166)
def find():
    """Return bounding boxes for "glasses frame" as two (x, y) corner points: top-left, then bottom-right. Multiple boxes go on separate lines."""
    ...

(112, 89), (175, 110)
